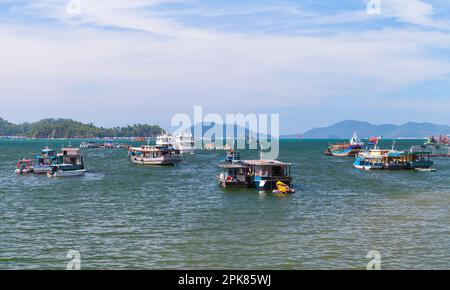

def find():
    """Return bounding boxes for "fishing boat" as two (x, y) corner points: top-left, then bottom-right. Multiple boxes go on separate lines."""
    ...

(15, 159), (34, 174)
(173, 133), (196, 154)
(33, 147), (57, 174)
(220, 149), (242, 163)
(326, 133), (364, 157)
(410, 136), (450, 157)
(216, 151), (294, 192)
(217, 163), (251, 188)
(128, 145), (181, 165)
(245, 160), (293, 190)
(103, 140), (121, 149)
(48, 148), (86, 177)
(354, 149), (434, 171)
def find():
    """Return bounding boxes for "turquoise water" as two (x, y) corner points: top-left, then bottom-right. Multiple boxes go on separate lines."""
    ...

(0, 139), (449, 269)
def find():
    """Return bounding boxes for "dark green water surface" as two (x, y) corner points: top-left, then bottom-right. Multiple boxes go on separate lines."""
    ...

(0, 139), (449, 269)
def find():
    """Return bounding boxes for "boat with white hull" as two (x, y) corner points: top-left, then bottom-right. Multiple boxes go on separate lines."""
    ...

(48, 148), (86, 177)
(128, 145), (181, 165)
(173, 133), (195, 154)
(50, 168), (87, 177)
(157, 133), (195, 154)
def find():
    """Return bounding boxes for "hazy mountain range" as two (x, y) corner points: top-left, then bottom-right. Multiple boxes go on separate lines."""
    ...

(283, 120), (450, 139)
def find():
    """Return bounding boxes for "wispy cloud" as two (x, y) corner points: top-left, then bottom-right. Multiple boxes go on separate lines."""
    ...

(0, 0), (449, 132)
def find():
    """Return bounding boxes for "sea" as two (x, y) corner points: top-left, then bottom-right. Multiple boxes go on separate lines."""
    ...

(0, 139), (449, 269)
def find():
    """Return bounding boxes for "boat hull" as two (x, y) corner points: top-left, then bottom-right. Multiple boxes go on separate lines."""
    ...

(331, 148), (362, 157)
(253, 177), (292, 190)
(353, 160), (383, 170)
(32, 166), (53, 174)
(50, 169), (86, 177)
(178, 148), (196, 154)
(15, 168), (33, 174)
(129, 156), (181, 165)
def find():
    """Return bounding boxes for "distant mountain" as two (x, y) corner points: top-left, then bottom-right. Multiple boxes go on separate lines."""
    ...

(0, 117), (165, 138)
(299, 120), (450, 139)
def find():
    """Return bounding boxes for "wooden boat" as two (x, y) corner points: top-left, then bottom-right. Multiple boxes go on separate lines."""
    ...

(326, 133), (364, 157)
(128, 145), (181, 165)
(48, 148), (86, 177)
(245, 160), (293, 190)
(354, 149), (434, 171)
(217, 151), (294, 192)
(410, 136), (450, 157)
(217, 163), (251, 188)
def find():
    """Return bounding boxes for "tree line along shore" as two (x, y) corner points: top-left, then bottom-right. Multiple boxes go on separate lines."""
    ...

(0, 117), (165, 139)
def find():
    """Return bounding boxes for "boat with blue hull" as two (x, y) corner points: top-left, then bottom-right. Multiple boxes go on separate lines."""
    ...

(354, 149), (434, 171)
(217, 152), (294, 192)
(246, 160), (293, 190)
(217, 163), (250, 188)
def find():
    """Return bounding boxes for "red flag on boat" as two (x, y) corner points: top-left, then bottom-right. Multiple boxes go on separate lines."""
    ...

(369, 137), (380, 145)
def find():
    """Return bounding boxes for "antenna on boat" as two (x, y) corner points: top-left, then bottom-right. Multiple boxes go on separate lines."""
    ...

(392, 140), (396, 150)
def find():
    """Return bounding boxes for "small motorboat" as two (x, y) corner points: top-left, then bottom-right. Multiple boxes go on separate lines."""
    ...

(272, 181), (295, 195)
(414, 168), (437, 172)
(15, 159), (34, 175)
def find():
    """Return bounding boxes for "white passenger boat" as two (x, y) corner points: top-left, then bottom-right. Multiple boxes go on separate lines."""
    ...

(156, 133), (174, 148)
(173, 133), (195, 154)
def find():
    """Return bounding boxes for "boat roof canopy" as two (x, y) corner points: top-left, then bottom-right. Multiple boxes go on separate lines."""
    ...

(244, 160), (291, 166)
(129, 146), (179, 152)
(219, 163), (248, 169)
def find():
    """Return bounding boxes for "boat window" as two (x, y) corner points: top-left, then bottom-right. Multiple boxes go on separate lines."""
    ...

(272, 166), (284, 176)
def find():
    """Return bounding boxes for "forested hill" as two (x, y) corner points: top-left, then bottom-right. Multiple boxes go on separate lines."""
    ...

(0, 117), (165, 138)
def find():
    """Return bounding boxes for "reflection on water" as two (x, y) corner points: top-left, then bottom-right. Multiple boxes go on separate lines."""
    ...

(0, 139), (449, 269)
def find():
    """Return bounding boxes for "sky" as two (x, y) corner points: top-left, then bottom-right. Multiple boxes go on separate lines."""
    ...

(0, 0), (449, 134)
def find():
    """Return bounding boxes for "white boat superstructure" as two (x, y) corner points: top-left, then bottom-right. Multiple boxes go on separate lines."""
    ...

(156, 133), (174, 148)
(128, 145), (181, 165)
(350, 132), (364, 146)
(173, 133), (195, 154)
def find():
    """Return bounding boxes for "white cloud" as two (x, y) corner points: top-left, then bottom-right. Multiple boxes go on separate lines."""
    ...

(0, 0), (449, 129)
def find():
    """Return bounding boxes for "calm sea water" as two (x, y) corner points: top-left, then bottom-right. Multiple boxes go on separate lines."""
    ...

(0, 139), (449, 269)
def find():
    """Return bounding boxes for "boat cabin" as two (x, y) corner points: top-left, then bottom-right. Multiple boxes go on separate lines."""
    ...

(217, 163), (250, 188)
(244, 160), (292, 189)
(128, 145), (181, 165)
(57, 148), (85, 168)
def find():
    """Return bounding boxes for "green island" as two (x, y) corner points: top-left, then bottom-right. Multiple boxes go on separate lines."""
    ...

(0, 117), (165, 138)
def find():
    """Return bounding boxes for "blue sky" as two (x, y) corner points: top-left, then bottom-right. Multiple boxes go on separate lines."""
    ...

(0, 0), (449, 134)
